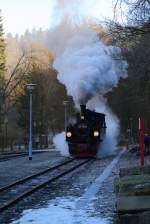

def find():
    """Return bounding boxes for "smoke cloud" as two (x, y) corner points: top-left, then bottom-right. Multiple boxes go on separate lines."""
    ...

(87, 95), (119, 156)
(52, 0), (99, 26)
(51, 0), (128, 154)
(47, 0), (127, 106)
(53, 29), (127, 106)
(53, 132), (69, 157)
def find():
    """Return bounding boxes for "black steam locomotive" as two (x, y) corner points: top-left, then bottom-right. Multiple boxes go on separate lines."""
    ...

(66, 105), (106, 157)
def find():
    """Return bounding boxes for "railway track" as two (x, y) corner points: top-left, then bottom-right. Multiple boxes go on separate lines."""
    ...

(0, 152), (28, 162)
(0, 151), (51, 162)
(0, 158), (91, 212)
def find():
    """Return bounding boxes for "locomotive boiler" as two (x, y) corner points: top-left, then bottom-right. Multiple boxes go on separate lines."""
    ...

(66, 105), (106, 157)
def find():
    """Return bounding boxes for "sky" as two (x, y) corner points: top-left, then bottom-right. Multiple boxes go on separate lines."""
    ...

(0, 0), (115, 35)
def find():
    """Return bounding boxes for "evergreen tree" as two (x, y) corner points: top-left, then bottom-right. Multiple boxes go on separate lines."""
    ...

(0, 10), (5, 139)
(0, 10), (5, 79)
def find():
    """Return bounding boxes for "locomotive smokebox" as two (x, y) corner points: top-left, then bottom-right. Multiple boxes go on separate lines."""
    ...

(80, 104), (86, 118)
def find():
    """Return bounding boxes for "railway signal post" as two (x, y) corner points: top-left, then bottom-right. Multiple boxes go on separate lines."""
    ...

(26, 83), (36, 160)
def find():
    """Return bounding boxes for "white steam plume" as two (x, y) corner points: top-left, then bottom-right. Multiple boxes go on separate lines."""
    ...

(52, 0), (100, 27)
(53, 132), (69, 157)
(87, 95), (119, 156)
(47, 0), (127, 107)
(53, 28), (127, 106)
(50, 0), (128, 155)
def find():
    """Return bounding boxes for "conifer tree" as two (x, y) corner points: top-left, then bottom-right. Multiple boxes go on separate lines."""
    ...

(0, 10), (5, 139)
(0, 10), (5, 79)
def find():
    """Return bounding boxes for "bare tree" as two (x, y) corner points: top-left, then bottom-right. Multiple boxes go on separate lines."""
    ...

(105, 0), (150, 135)
(109, 0), (150, 42)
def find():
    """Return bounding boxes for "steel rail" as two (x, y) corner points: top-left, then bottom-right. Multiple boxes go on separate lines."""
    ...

(0, 153), (28, 162)
(0, 151), (52, 162)
(0, 158), (75, 193)
(0, 159), (91, 212)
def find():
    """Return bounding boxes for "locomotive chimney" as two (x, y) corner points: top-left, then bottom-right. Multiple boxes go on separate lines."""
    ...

(80, 104), (86, 119)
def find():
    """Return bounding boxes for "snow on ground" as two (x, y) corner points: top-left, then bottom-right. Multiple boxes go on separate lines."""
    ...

(76, 148), (125, 209)
(11, 151), (125, 224)
(12, 197), (108, 224)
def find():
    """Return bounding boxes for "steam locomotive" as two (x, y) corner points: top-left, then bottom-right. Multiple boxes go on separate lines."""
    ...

(66, 105), (106, 157)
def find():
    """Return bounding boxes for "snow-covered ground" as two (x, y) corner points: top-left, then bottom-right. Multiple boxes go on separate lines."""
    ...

(12, 197), (108, 224)
(11, 150), (125, 224)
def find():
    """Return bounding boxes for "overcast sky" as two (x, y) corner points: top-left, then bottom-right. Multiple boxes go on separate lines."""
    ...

(0, 0), (115, 35)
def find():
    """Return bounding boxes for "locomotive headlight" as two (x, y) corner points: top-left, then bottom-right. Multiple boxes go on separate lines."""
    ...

(93, 131), (99, 137)
(66, 132), (72, 137)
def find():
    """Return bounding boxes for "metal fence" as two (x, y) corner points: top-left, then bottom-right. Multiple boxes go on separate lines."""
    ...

(0, 136), (17, 151)
(0, 135), (49, 152)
